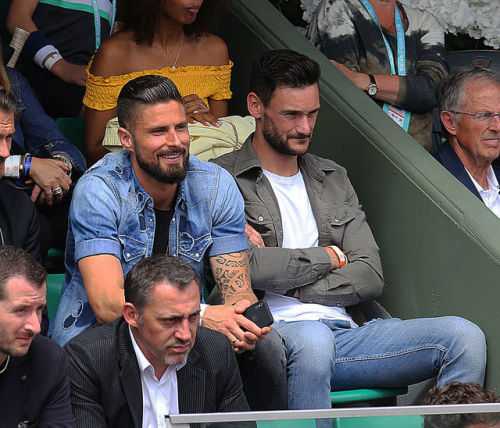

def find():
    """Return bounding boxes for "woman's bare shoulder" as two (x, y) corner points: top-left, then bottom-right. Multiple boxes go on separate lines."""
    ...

(192, 33), (229, 66)
(90, 31), (138, 77)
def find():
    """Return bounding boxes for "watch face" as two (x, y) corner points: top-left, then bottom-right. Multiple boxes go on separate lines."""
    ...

(368, 85), (378, 96)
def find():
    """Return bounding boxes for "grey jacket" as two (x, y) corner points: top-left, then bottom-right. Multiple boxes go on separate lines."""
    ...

(212, 137), (384, 307)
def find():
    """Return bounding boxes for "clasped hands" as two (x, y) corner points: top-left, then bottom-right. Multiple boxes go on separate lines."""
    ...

(29, 157), (72, 206)
(202, 300), (270, 353)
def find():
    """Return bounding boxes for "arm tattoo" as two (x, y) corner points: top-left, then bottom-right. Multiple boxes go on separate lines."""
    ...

(210, 251), (252, 300)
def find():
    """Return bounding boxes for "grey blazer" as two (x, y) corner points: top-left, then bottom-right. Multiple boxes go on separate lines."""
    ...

(64, 317), (250, 428)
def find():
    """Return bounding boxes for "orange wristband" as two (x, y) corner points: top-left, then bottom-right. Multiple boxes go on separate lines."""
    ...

(329, 245), (347, 268)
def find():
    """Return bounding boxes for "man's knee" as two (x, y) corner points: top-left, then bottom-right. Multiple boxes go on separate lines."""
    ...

(442, 316), (486, 357)
(278, 321), (336, 371)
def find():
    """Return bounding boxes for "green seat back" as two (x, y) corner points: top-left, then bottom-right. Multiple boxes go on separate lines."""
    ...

(331, 387), (407, 405)
(56, 117), (85, 155)
(336, 415), (423, 428)
(46, 273), (64, 320)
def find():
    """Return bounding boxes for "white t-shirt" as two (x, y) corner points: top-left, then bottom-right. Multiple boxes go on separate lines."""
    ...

(130, 327), (185, 428)
(262, 169), (355, 327)
(466, 166), (500, 219)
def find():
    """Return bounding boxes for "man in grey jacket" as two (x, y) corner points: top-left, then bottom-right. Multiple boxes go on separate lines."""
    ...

(212, 49), (487, 418)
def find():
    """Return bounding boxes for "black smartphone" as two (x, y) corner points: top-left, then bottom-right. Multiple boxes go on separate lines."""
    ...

(242, 300), (274, 328)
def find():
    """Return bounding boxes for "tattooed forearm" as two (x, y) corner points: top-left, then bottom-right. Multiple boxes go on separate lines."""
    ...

(210, 251), (255, 303)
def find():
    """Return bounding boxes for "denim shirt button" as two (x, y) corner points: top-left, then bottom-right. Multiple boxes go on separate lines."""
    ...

(126, 253), (131, 258)
(149, 218), (153, 222)
(172, 218), (176, 222)
(195, 253), (200, 258)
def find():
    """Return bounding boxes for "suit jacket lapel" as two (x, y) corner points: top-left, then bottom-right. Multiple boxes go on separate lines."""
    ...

(177, 345), (205, 414)
(439, 143), (482, 200)
(117, 321), (143, 428)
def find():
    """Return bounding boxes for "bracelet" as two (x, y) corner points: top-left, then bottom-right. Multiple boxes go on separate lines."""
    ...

(329, 245), (348, 268)
(23, 154), (32, 178)
(52, 154), (73, 177)
(43, 52), (63, 71)
(3, 155), (22, 178)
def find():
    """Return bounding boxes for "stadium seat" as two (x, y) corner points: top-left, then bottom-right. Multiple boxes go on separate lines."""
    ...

(331, 387), (408, 405)
(445, 50), (500, 75)
(56, 117), (86, 155)
(46, 273), (64, 320)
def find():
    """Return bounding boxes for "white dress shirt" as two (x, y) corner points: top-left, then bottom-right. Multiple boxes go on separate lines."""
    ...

(466, 166), (500, 219)
(129, 327), (186, 428)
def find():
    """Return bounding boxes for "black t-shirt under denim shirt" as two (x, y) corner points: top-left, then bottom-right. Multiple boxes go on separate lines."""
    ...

(152, 208), (174, 255)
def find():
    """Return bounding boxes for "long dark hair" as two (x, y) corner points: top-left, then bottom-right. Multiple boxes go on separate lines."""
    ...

(117, 0), (226, 45)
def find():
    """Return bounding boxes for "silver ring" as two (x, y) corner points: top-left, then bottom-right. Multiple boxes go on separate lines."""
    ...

(51, 186), (63, 196)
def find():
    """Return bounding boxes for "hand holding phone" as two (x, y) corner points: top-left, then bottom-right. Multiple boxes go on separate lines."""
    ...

(242, 300), (274, 328)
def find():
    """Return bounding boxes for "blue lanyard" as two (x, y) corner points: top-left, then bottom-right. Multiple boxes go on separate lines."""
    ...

(359, 0), (406, 76)
(92, 0), (116, 51)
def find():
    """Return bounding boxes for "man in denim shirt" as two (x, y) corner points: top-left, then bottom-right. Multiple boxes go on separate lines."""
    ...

(213, 49), (487, 421)
(50, 75), (271, 389)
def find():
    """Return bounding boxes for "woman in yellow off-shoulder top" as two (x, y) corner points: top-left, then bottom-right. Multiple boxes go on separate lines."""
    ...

(84, 0), (232, 164)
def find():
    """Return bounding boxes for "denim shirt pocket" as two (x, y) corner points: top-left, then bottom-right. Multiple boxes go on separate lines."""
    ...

(178, 232), (212, 264)
(119, 235), (147, 263)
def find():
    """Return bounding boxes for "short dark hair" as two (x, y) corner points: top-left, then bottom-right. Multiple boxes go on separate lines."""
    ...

(250, 49), (321, 106)
(424, 382), (500, 428)
(124, 255), (201, 313)
(0, 246), (46, 300)
(438, 68), (499, 117)
(0, 87), (17, 116)
(117, 75), (184, 134)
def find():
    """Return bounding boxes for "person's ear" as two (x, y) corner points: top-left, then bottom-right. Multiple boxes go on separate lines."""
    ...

(440, 111), (458, 136)
(123, 302), (140, 328)
(118, 127), (134, 152)
(247, 92), (264, 119)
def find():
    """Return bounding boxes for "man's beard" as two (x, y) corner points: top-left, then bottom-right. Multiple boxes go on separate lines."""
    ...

(262, 112), (311, 156)
(0, 331), (34, 358)
(135, 146), (189, 184)
(163, 338), (192, 366)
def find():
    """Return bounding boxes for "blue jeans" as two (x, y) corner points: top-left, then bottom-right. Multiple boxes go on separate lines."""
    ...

(274, 316), (486, 411)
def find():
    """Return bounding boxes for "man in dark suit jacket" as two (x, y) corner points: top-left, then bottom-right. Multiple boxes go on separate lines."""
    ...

(436, 68), (500, 217)
(0, 245), (75, 427)
(65, 255), (250, 428)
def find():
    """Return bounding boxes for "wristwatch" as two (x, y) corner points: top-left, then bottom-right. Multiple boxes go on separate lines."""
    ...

(366, 74), (378, 97)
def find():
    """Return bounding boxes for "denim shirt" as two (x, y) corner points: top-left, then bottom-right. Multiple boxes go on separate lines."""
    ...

(50, 150), (247, 345)
(7, 67), (86, 173)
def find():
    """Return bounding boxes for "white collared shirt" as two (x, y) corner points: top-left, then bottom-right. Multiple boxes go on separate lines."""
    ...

(466, 166), (500, 219)
(129, 327), (186, 428)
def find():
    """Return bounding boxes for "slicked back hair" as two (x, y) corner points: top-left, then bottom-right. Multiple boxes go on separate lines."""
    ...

(117, 75), (184, 135)
(124, 255), (201, 313)
(250, 49), (321, 107)
(438, 68), (499, 123)
(0, 246), (46, 300)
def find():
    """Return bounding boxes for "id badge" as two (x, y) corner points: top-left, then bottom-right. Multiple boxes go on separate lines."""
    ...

(383, 103), (411, 132)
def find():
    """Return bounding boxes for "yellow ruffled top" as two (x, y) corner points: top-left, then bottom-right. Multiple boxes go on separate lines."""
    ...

(83, 60), (233, 111)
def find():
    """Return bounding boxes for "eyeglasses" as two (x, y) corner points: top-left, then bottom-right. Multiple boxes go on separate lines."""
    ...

(449, 111), (500, 125)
